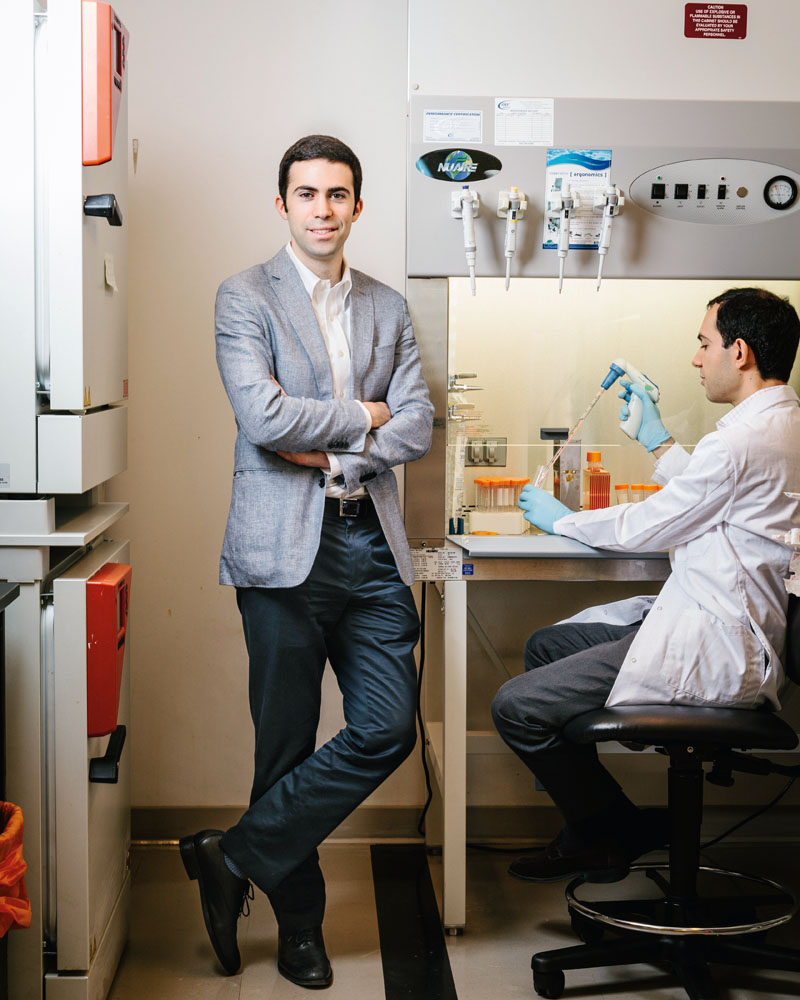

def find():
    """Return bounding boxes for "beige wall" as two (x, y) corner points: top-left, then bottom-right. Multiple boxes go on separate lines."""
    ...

(107, 0), (411, 807)
(110, 0), (800, 811)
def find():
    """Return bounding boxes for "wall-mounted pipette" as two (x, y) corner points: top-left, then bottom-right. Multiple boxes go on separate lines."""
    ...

(593, 184), (624, 291)
(497, 187), (527, 290)
(532, 362), (625, 489)
(546, 184), (580, 293)
(451, 185), (479, 295)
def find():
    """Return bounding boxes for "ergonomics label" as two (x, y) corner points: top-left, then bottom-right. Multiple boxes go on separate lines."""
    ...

(542, 149), (612, 251)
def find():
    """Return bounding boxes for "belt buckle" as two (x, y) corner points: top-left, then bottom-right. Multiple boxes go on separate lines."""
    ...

(339, 497), (360, 518)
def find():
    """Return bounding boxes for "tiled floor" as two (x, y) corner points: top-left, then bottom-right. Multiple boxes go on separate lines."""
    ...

(109, 841), (800, 999)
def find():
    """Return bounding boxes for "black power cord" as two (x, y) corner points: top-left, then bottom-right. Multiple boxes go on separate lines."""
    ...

(416, 583), (434, 836)
(701, 776), (797, 850)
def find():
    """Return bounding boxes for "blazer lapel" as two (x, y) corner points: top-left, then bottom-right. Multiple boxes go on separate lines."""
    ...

(349, 273), (375, 397)
(269, 249), (333, 398)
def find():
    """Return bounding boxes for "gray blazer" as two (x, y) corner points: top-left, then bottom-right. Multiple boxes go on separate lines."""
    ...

(215, 247), (434, 588)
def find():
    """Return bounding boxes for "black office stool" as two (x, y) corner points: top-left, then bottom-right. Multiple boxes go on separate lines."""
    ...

(530, 704), (800, 1000)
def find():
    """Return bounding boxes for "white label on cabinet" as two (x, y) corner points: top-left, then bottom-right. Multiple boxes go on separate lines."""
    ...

(411, 547), (462, 581)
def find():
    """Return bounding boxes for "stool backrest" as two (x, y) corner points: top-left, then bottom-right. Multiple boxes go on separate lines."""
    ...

(787, 594), (800, 685)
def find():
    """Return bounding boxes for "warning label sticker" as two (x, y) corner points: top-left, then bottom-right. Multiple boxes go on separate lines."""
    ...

(684, 3), (747, 39)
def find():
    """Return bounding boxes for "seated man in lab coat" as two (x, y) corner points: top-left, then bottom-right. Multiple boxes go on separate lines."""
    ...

(492, 287), (800, 883)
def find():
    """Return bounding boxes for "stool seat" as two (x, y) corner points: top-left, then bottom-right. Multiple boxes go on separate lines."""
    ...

(564, 705), (799, 751)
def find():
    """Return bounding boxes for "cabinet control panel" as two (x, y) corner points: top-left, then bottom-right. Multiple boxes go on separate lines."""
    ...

(629, 158), (800, 225)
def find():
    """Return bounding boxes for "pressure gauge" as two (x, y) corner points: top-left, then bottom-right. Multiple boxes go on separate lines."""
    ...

(763, 175), (798, 211)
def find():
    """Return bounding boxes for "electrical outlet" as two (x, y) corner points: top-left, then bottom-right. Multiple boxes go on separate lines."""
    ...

(465, 437), (507, 466)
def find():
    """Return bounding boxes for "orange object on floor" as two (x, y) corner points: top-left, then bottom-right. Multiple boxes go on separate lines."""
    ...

(0, 803), (31, 936)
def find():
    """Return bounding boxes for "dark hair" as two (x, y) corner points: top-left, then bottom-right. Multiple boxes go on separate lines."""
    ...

(278, 135), (362, 208)
(707, 287), (800, 382)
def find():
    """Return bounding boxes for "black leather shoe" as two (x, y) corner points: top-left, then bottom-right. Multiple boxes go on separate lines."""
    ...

(509, 808), (670, 884)
(509, 833), (630, 884)
(179, 829), (251, 975)
(278, 926), (333, 989)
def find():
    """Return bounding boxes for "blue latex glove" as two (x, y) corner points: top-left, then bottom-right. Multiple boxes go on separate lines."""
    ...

(518, 485), (570, 534)
(618, 381), (671, 452)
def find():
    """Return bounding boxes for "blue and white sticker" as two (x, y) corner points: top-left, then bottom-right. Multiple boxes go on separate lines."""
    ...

(543, 148), (612, 251)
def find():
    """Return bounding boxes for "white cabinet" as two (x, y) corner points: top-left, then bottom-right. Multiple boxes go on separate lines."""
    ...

(0, 1), (128, 496)
(38, 408), (127, 494)
(44, 540), (131, 998)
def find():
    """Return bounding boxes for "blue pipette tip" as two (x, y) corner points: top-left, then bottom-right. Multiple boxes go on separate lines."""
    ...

(601, 363), (625, 390)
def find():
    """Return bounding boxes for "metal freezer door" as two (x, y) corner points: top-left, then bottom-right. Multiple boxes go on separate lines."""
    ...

(45, 539), (131, 996)
(44, 2), (129, 414)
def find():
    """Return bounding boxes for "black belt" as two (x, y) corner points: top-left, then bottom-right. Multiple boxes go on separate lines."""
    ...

(324, 495), (375, 519)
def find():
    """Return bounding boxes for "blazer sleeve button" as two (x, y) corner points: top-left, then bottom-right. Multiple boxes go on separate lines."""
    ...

(318, 478), (325, 488)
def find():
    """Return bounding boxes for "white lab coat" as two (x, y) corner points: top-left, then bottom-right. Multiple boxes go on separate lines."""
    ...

(553, 385), (800, 710)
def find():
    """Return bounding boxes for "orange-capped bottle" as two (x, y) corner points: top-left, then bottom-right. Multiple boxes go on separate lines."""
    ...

(582, 451), (611, 510)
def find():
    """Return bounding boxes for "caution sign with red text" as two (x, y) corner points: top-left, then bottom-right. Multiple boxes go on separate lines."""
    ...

(684, 4), (747, 39)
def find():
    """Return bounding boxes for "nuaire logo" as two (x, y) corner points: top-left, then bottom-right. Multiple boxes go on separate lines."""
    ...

(438, 150), (478, 180)
(415, 147), (502, 183)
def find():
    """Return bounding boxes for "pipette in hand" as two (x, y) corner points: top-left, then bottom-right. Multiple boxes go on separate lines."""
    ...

(613, 357), (662, 442)
(533, 362), (626, 489)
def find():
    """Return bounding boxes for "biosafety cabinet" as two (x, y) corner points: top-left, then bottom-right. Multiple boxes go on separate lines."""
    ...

(405, 96), (800, 543)
(0, 3), (132, 998)
(403, 96), (800, 932)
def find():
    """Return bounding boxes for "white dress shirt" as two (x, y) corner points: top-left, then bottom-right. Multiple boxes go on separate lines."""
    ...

(554, 385), (800, 710)
(286, 243), (371, 498)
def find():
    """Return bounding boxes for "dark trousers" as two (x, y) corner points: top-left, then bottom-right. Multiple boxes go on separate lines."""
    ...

(492, 620), (642, 828)
(221, 504), (419, 933)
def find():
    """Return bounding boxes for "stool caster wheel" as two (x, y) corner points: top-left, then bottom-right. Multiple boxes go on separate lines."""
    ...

(570, 909), (604, 944)
(533, 969), (565, 998)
